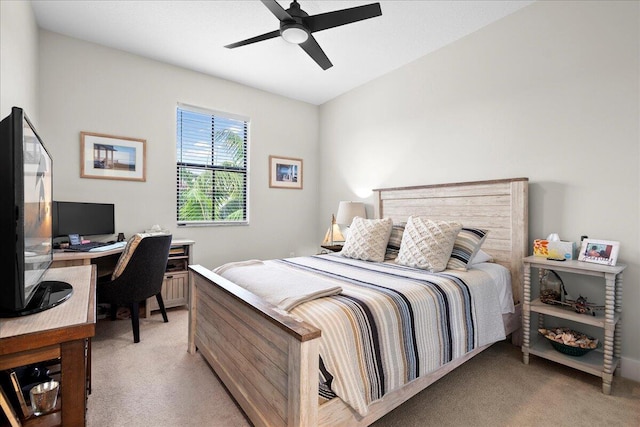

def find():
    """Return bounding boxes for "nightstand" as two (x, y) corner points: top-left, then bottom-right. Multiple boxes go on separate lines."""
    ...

(522, 255), (626, 394)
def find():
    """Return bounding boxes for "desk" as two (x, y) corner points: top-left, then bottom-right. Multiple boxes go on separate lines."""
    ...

(52, 247), (124, 266)
(52, 239), (195, 317)
(53, 247), (123, 280)
(0, 265), (96, 426)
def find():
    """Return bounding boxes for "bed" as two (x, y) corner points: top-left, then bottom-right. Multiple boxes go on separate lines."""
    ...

(188, 177), (528, 426)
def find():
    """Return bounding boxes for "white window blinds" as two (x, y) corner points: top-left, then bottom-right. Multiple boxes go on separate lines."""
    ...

(176, 104), (249, 226)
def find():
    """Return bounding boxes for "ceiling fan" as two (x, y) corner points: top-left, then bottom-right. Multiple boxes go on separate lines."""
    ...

(225, 0), (382, 70)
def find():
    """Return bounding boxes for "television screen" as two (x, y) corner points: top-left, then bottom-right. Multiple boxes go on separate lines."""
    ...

(22, 116), (54, 302)
(0, 107), (56, 314)
(53, 201), (115, 237)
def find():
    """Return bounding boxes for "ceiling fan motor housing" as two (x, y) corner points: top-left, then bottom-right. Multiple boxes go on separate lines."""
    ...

(287, 0), (307, 17)
(280, 1), (310, 44)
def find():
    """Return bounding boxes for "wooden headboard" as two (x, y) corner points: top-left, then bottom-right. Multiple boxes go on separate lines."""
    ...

(374, 177), (528, 304)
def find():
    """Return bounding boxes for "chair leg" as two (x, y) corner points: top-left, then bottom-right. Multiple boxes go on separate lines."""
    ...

(156, 293), (169, 323)
(131, 302), (140, 343)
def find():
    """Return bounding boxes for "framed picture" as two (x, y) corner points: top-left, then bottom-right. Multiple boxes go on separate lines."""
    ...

(577, 238), (620, 266)
(269, 155), (303, 189)
(80, 132), (146, 181)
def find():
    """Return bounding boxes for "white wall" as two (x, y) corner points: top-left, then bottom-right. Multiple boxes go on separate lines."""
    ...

(38, 31), (320, 269)
(0, 0), (39, 120)
(319, 1), (640, 379)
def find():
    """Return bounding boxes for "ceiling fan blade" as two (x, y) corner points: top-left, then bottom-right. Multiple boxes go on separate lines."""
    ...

(300, 35), (333, 70)
(304, 3), (382, 33)
(225, 30), (281, 49)
(260, 0), (292, 22)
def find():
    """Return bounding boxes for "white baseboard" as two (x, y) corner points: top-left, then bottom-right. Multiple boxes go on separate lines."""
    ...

(620, 356), (640, 382)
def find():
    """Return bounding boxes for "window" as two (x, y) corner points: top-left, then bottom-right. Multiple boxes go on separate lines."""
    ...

(176, 104), (249, 226)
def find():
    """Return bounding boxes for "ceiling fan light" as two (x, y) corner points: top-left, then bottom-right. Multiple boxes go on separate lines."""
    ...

(281, 25), (308, 44)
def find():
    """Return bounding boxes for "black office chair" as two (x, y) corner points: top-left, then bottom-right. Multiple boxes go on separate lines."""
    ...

(98, 233), (172, 343)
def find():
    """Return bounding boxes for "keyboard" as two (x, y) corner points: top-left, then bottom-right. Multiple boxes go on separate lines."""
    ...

(88, 241), (127, 252)
(67, 241), (109, 251)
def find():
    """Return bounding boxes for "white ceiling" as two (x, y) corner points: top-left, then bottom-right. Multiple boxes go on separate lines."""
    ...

(31, 0), (534, 105)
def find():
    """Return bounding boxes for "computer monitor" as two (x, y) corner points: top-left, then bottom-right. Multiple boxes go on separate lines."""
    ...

(52, 201), (115, 237)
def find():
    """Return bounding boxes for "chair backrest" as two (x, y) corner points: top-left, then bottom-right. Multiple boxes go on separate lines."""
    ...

(110, 233), (172, 303)
(112, 233), (169, 280)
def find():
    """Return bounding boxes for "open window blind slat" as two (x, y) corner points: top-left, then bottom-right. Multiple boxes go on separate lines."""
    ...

(176, 106), (248, 225)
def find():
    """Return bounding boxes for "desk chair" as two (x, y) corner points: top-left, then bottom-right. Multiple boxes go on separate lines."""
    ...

(98, 233), (172, 343)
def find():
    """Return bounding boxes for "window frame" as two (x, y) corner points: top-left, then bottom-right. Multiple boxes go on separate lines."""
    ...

(176, 103), (250, 227)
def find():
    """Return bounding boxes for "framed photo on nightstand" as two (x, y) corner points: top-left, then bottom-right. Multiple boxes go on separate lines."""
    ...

(577, 239), (620, 266)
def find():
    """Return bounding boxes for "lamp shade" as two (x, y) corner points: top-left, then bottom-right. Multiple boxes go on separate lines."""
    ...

(335, 201), (366, 225)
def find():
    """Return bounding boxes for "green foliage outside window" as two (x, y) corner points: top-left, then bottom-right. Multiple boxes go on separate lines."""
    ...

(177, 108), (248, 225)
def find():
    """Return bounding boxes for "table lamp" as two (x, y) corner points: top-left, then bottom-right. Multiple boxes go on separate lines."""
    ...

(335, 201), (366, 225)
(321, 201), (366, 247)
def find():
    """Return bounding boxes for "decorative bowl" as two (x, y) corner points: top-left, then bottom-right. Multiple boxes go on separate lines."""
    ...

(538, 327), (599, 357)
(29, 380), (59, 415)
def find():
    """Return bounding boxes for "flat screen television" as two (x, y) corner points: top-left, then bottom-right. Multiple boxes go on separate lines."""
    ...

(0, 107), (72, 317)
(52, 201), (115, 238)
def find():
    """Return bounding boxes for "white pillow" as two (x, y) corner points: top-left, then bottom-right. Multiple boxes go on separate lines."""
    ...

(396, 217), (462, 272)
(470, 249), (493, 265)
(341, 217), (393, 262)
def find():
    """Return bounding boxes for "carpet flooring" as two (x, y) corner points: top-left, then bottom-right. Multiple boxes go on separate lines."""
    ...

(88, 308), (640, 426)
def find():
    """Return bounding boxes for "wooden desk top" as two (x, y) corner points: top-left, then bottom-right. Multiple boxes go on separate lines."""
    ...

(0, 265), (96, 350)
(53, 247), (123, 262)
(53, 238), (195, 262)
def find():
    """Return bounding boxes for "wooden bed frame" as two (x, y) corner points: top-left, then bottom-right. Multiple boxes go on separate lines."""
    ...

(188, 177), (528, 427)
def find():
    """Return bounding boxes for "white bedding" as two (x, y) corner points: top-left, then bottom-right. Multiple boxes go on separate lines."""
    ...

(469, 262), (515, 314)
(214, 259), (343, 311)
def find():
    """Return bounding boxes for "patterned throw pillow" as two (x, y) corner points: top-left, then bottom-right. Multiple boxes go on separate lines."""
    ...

(446, 228), (489, 271)
(385, 223), (405, 260)
(396, 217), (462, 272)
(341, 217), (393, 262)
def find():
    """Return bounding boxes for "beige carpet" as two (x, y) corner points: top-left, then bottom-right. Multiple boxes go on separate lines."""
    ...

(88, 309), (640, 426)
(88, 308), (250, 426)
